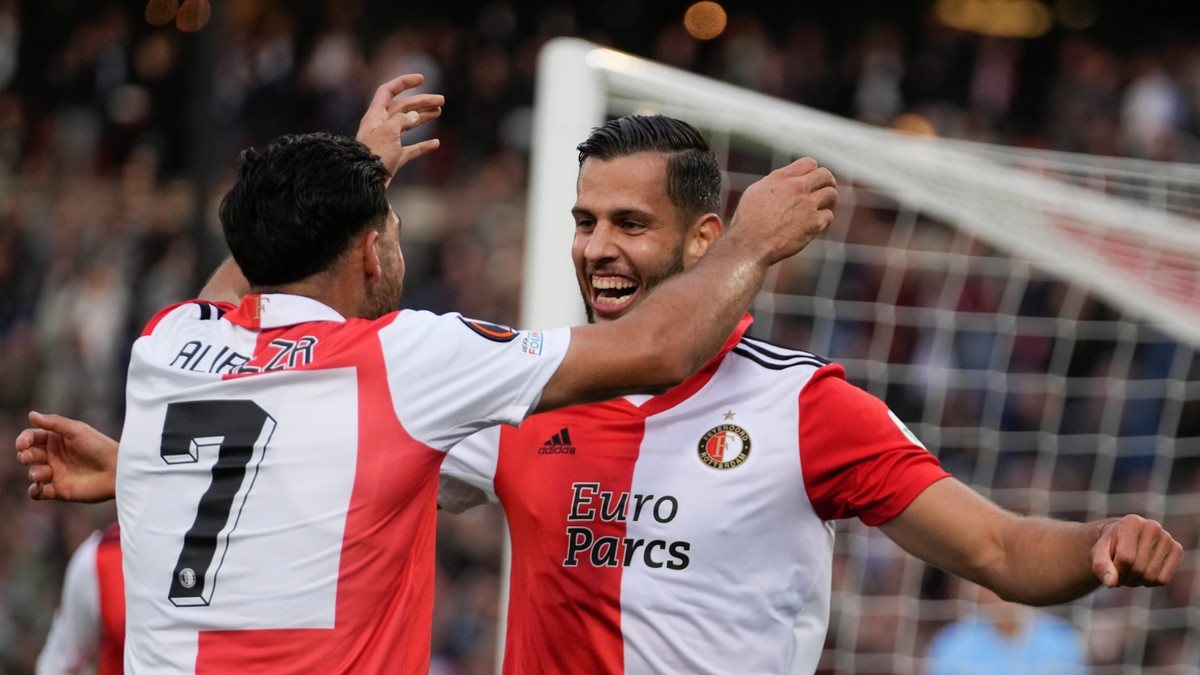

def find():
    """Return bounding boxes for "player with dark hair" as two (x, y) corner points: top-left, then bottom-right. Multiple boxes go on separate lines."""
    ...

(17, 71), (838, 673)
(438, 114), (1182, 674)
(19, 113), (1179, 674)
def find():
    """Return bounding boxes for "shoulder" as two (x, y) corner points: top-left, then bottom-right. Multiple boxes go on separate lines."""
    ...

(729, 335), (831, 372)
(383, 310), (562, 356)
(141, 299), (235, 337)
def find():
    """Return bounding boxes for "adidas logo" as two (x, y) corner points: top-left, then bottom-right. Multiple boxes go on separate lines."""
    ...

(538, 427), (576, 455)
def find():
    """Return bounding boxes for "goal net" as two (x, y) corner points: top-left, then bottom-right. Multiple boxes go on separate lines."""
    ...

(523, 38), (1200, 674)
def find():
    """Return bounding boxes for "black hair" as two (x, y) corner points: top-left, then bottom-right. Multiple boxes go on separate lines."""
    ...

(576, 115), (722, 224)
(219, 132), (391, 287)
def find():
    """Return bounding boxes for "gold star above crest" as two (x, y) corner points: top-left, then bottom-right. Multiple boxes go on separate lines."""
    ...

(723, 409), (736, 421)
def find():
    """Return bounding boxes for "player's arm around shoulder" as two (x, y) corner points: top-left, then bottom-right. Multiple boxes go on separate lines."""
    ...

(878, 477), (1183, 606)
(535, 158), (837, 413)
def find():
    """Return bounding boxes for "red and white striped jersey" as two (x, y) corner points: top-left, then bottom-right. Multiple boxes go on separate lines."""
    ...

(441, 316), (948, 674)
(116, 294), (567, 674)
(38, 522), (125, 675)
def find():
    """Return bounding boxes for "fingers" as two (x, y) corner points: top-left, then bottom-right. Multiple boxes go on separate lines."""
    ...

(16, 443), (48, 468)
(15, 427), (48, 453)
(400, 137), (442, 161)
(28, 463), (52, 484)
(366, 73), (426, 118)
(29, 410), (77, 437)
(726, 156), (840, 265)
(774, 156), (818, 176)
(364, 77), (443, 132)
(815, 185), (839, 211)
(356, 76), (444, 176)
(28, 480), (57, 501)
(16, 422), (51, 468)
(1094, 515), (1183, 588)
(385, 93), (445, 117)
(768, 158), (836, 196)
(24, 454), (55, 501)
(1092, 522), (1121, 587)
(382, 104), (443, 137)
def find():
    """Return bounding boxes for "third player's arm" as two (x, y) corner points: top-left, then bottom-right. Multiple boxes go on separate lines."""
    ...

(17, 412), (119, 502)
(535, 158), (837, 413)
(879, 477), (1183, 606)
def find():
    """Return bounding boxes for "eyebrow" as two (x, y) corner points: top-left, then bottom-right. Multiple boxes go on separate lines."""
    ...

(571, 206), (657, 222)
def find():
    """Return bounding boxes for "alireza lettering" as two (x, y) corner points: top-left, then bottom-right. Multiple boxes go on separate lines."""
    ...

(169, 341), (251, 375)
(168, 337), (318, 375)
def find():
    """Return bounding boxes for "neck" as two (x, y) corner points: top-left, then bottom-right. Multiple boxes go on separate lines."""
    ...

(253, 269), (363, 319)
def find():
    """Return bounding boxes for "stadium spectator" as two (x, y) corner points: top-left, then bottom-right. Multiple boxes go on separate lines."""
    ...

(924, 583), (1087, 675)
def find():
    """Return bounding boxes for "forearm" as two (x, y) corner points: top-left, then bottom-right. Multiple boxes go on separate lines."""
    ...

(982, 516), (1113, 606)
(883, 480), (1117, 607)
(618, 235), (769, 380)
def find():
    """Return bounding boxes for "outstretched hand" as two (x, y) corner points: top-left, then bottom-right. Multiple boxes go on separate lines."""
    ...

(1093, 514), (1183, 588)
(15, 411), (118, 503)
(728, 157), (838, 266)
(356, 73), (444, 183)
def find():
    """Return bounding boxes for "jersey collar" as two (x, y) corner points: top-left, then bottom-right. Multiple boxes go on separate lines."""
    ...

(624, 313), (753, 414)
(224, 293), (347, 330)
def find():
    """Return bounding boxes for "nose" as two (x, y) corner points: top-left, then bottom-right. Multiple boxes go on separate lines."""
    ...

(582, 222), (619, 263)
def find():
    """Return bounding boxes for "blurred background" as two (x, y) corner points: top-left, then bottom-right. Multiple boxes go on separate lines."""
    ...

(1, 0), (1199, 673)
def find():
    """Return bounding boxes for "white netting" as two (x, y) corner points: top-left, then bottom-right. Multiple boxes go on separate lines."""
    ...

(527, 38), (1200, 674)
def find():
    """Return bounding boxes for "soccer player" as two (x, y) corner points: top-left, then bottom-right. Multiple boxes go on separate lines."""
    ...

(17, 77), (837, 674)
(37, 522), (124, 675)
(19, 115), (1180, 673)
(439, 114), (1182, 673)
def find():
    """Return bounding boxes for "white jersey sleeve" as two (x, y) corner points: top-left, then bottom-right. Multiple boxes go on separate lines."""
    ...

(380, 312), (569, 451)
(439, 426), (503, 513)
(37, 531), (102, 675)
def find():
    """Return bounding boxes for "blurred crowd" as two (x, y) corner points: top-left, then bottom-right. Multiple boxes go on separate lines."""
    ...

(1, 0), (1199, 672)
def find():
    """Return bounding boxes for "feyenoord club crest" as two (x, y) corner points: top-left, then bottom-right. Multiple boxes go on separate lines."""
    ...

(697, 424), (751, 470)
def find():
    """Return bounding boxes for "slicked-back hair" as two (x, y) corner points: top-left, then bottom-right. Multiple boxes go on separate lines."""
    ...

(219, 132), (391, 287)
(576, 115), (722, 225)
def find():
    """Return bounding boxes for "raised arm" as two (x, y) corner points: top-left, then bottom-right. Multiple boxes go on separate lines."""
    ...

(535, 157), (837, 413)
(879, 477), (1183, 606)
(199, 74), (443, 305)
(354, 73), (443, 185)
(16, 411), (118, 502)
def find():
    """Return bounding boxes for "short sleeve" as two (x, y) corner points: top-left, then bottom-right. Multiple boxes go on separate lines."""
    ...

(799, 364), (950, 525)
(379, 311), (570, 451)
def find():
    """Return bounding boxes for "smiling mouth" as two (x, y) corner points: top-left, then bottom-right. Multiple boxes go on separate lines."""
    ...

(592, 275), (638, 309)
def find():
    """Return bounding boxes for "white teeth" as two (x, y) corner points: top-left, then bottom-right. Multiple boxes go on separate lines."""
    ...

(592, 276), (636, 290)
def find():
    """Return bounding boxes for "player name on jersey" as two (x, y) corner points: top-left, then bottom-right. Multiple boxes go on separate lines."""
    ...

(168, 337), (318, 375)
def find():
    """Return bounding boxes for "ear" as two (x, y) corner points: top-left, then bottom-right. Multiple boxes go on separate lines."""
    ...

(684, 213), (724, 265)
(361, 229), (382, 282)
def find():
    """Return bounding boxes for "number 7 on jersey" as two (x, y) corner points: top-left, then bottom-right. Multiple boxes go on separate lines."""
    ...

(160, 400), (277, 607)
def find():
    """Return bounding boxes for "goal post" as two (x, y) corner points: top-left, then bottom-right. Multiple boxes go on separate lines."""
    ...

(520, 37), (1200, 674)
(526, 39), (1200, 345)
